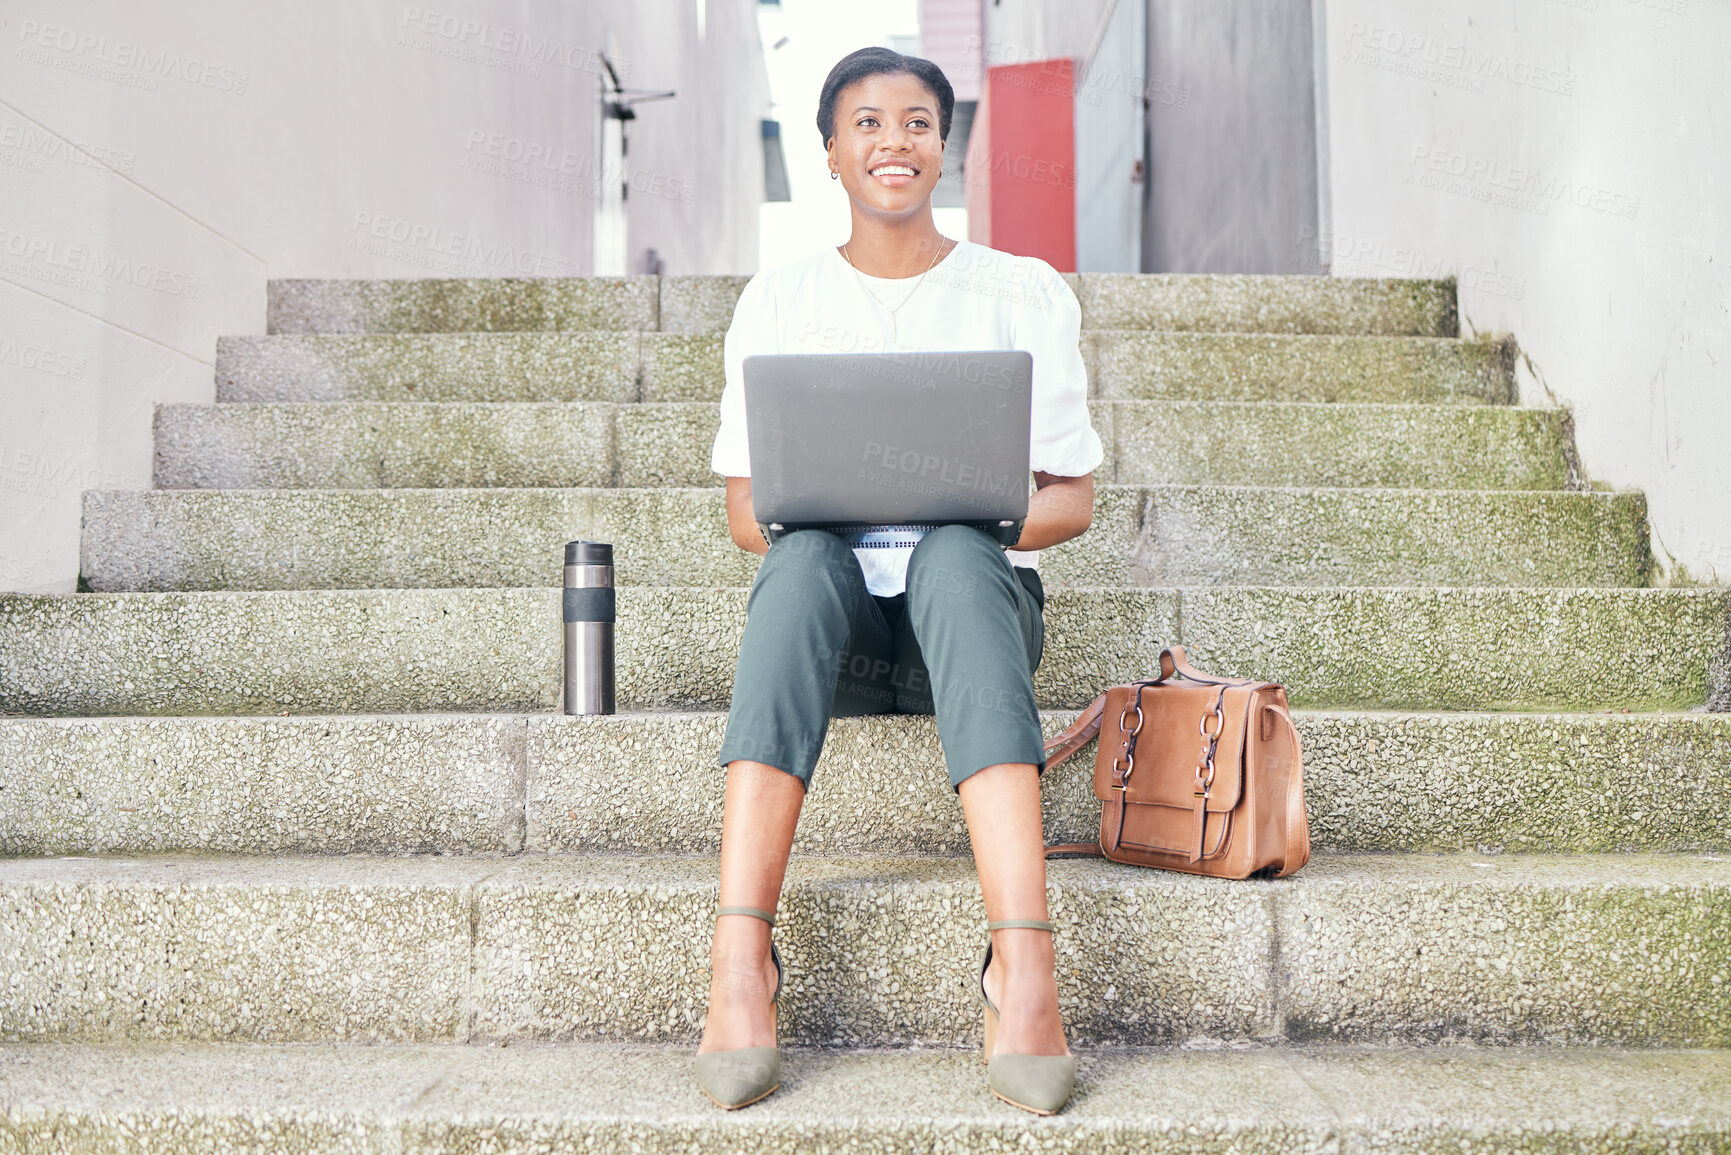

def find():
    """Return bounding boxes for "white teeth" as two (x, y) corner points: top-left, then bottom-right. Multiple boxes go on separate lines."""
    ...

(872, 165), (916, 177)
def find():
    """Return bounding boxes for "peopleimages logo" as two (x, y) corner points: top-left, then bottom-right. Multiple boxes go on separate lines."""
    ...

(15, 19), (250, 93)
(1343, 22), (1575, 95)
(1409, 145), (1640, 218)
(0, 229), (202, 299)
(346, 211), (579, 276)
(0, 337), (85, 379)
(398, 7), (618, 77)
(461, 130), (695, 203)
(1299, 227), (1528, 300)
(0, 443), (126, 499)
(860, 441), (1016, 498)
(965, 148), (1075, 192)
(0, 122), (136, 176)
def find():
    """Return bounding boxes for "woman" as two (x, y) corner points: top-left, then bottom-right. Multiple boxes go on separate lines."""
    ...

(695, 46), (1101, 1116)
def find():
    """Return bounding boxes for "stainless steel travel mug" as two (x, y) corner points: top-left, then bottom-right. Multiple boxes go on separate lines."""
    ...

(563, 540), (615, 715)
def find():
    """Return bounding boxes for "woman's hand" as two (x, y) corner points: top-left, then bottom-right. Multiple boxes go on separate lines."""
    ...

(725, 476), (769, 556)
(724, 472), (1093, 556)
(1012, 471), (1095, 551)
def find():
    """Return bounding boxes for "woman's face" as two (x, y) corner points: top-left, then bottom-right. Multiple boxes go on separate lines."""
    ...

(826, 71), (945, 220)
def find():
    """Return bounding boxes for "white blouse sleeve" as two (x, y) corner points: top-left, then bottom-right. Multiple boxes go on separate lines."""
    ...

(710, 272), (779, 478)
(1014, 261), (1104, 477)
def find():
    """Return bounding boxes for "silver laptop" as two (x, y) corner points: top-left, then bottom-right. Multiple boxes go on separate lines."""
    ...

(742, 351), (1033, 548)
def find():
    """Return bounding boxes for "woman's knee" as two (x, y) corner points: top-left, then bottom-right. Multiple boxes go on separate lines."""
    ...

(751, 530), (866, 609)
(721, 754), (812, 795)
(905, 524), (1008, 602)
(759, 528), (861, 582)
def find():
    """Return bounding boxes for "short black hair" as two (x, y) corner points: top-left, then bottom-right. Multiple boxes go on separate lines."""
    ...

(817, 47), (955, 147)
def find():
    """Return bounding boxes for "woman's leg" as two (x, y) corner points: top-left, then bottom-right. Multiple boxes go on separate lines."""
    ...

(959, 763), (1069, 1057)
(901, 526), (1066, 1057)
(702, 530), (894, 1054)
(699, 759), (803, 1053)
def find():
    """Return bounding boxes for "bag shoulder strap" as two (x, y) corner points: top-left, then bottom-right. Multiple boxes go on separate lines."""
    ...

(1041, 691), (1109, 772)
(1042, 694), (1111, 859)
(1261, 702), (1310, 878)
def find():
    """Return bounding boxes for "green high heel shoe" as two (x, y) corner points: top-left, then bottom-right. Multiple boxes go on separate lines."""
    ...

(694, 905), (785, 1110)
(979, 918), (1076, 1116)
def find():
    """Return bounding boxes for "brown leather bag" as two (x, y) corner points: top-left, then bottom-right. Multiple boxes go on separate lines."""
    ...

(1042, 646), (1310, 879)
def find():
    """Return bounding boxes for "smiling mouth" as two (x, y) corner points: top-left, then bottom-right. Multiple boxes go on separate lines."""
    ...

(869, 162), (919, 183)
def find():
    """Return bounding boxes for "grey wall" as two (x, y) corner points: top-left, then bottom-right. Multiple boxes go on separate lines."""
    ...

(1141, 0), (1321, 273)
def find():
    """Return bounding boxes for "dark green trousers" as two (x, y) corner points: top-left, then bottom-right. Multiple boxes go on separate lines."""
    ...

(717, 524), (1047, 792)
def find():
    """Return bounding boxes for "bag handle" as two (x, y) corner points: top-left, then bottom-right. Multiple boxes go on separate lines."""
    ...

(1156, 645), (1259, 688)
(1041, 648), (1244, 775)
(1041, 648), (1248, 777)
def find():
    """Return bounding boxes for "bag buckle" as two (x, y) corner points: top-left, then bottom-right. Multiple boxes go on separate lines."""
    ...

(1194, 688), (1226, 796)
(1111, 694), (1147, 789)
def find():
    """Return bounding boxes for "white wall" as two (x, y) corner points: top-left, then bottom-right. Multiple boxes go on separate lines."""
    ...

(1320, 0), (1730, 582)
(0, 0), (765, 592)
(601, 0), (768, 276)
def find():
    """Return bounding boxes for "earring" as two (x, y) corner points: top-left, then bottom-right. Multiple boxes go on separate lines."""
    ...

(830, 171), (838, 180)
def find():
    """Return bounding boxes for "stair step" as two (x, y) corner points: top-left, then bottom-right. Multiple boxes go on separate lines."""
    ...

(668, 275), (1461, 338)
(1, 1040), (1726, 1151)
(215, 333), (726, 403)
(1090, 331), (1507, 402)
(656, 274), (755, 334)
(264, 275), (1457, 337)
(81, 487), (1650, 592)
(4, 712), (1726, 857)
(266, 277), (661, 335)
(1076, 274), (1458, 337)
(1, 852), (1726, 1045)
(216, 332), (644, 403)
(216, 330), (1503, 406)
(160, 401), (621, 489)
(0, 713), (530, 856)
(158, 400), (1574, 492)
(3, 587), (1723, 715)
(1105, 398), (1557, 486)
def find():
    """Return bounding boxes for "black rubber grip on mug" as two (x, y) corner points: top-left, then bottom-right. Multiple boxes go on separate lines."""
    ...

(563, 586), (616, 623)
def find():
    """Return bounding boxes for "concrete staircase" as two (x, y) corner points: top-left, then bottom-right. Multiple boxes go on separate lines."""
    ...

(2, 273), (1728, 1150)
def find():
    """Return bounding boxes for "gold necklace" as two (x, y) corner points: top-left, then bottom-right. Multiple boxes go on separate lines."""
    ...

(841, 236), (950, 345)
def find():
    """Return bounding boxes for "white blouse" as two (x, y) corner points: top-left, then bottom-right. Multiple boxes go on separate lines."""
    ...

(710, 238), (1104, 596)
